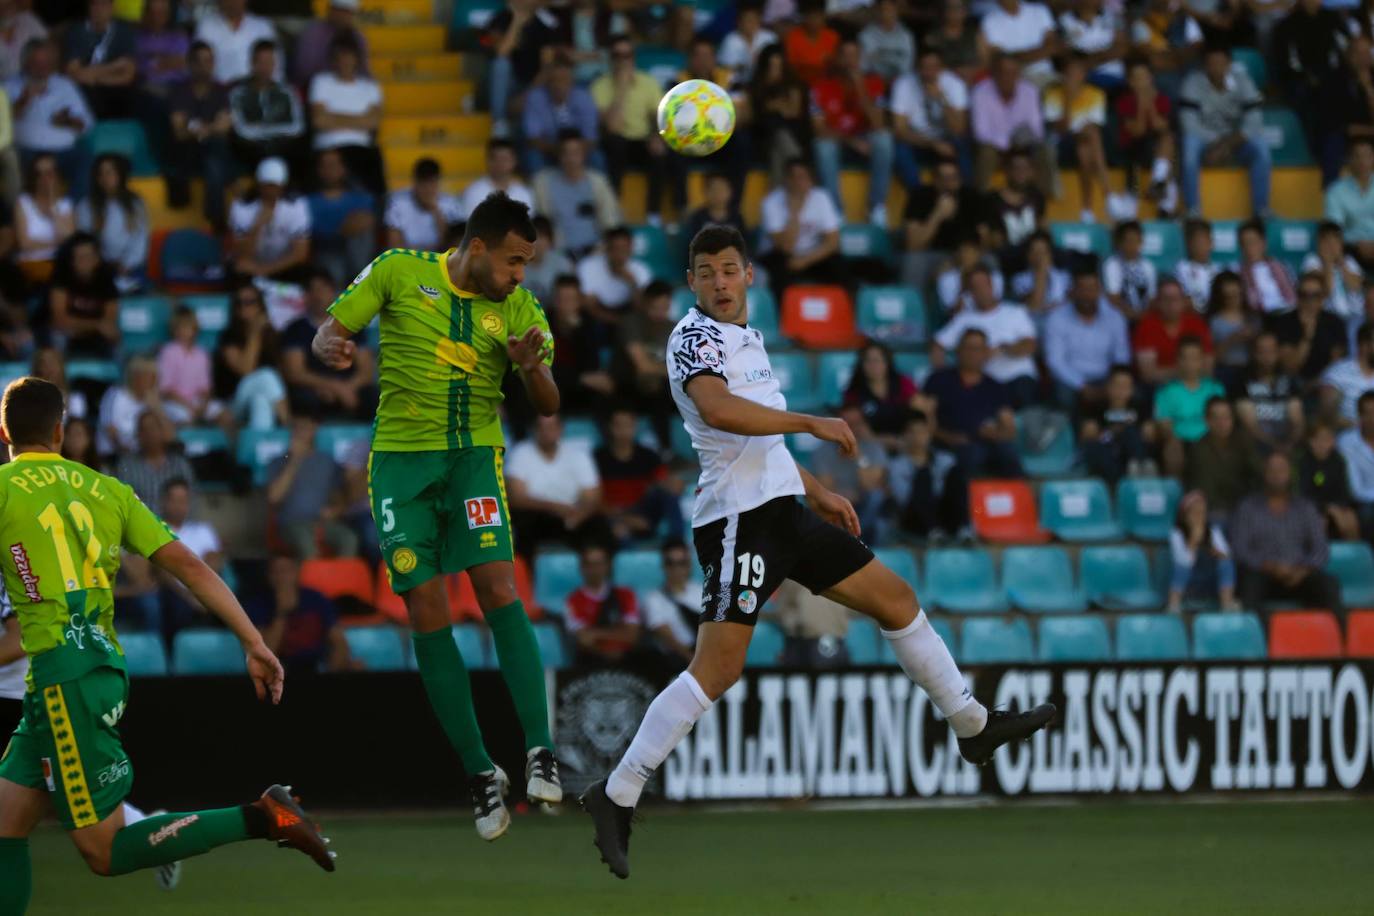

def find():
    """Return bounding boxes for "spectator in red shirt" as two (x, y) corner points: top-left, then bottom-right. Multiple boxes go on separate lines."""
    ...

(1115, 58), (1178, 217)
(594, 406), (685, 543)
(811, 37), (894, 224)
(565, 543), (642, 665)
(783, 0), (839, 88)
(1134, 277), (1214, 387)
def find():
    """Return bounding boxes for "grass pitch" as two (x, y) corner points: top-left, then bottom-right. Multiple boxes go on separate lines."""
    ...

(26, 799), (1374, 915)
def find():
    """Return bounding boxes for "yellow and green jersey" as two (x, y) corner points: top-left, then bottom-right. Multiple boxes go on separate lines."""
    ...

(0, 452), (176, 690)
(327, 247), (554, 452)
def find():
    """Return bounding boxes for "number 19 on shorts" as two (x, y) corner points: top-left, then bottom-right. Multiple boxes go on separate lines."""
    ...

(737, 552), (765, 587)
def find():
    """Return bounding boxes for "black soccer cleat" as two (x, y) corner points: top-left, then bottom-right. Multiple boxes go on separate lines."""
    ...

(579, 779), (634, 880)
(957, 703), (1057, 767)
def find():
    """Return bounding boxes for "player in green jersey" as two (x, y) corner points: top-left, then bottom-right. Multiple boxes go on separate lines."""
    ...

(311, 192), (561, 840)
(0, 379), (335, 916)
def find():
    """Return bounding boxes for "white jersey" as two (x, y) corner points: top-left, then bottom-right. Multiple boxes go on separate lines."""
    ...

(0, 581), (24, 701)
(668, 307), (805, 527)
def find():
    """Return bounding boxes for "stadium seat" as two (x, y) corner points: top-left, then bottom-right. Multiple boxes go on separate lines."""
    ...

(969, 480), (1049, 543)
(83, 120), (158, 175)
(634, 46), (687, 86)
(745, 620), (784, 666)
(845, 616), (883, 665)
(1140, 221), (1184, 274)
(959, 618), (1034, 665)
(770, 351), (820, 411)
(374, 562), (407, 624)
(1050, 222), (1110, 260)
(236, 428), (291, 485)
(534, 552), (581, 618)
(343, 626), (408, 671)
(670, 287), (696, 320)
(1345, 610), (1374, 657)
(1003, 546), (1086, 613)
(451, 0), (503, 31)
(560, 417), (599, 449)
(1325, 542), (1374, 608)
(1039, 479), (1122, 542)
(1192, 612), (1266, 660)
(929, 617), (957, 659)
(780, 285), (861, 350)
(159, 229), (225, 291)
(855, 285), (926, 345)
(630, 223), (676, 280)
(183, 293), (232, 349)
(452, 624), (494, 670)
(315, 424), (373, 464)
(300, 557), (373, 604)
(177, 426), (229, 458)
(172, 629), (245, 675)
(118, 295), (172, 356)
(448, 555), (538, 621)
(120, 632), (168, 676)
(65, 360), (120, 384)
(1233, 47), (1266, 88)
(1260, 107), (1312, 167)
(1082, 545), (1163, 611)
(817, 350), (857, 407)
(614, 549), (664, 591)
(838, 223), (891, 260)
(1209, 220), (1243, 264)
(1266, 219), (1317, 274)
(1017, 413), (1076, 478)
(874, 547), (919, 590)
(1037, 615), (1111, 662)
(1115, 614), (1189, 661)
(923, 548), (1005, 614)
(1116, 477), (1182, 542)
(534, 621), (569, 669)
(785, 431), (825, 470)
(0, 361), (25, 391)
(1269, 611), (1343, 659)
(894, 351), (930, 383)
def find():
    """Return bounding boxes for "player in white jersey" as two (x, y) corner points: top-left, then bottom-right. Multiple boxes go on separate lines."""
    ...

(579, 226), (1056, 879)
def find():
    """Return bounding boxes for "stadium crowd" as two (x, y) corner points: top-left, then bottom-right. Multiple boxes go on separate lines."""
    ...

(3, 0), (1374, 671)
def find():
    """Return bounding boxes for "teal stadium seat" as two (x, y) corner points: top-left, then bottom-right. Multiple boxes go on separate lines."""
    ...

(1325, 541), (1374, 608)
(1260, 107), (1312, 167)
(66, 359), (120, 384)
(634, 47), (687, 87)
(671, 287), (696, 320)
(874, 547), (919, 590)
(744, 287), (780, 337)
(172, 629), (244, 675)
(1266, 219), (1317, 275)
(1232, 47), (1266, 89)
(630, 224), (676, 281)
(1037, 616), (1111, 662)
(160, 229), (225, 288)
(894, 351), (929, 383)
(1039, 479), (1123, 542)
(0, 361), (25, 391)
(817, 350), (856, 407)
(959, 618), (1033, 665)
(120, 632), (168, 676)
(1116, 477), (1181, 542)
(236, 428), (291, 485)
(534, 621), (569, 669)
(856, 285), (926, 345)
(770, 351), (819, 411)
(1051, 222), (1110, 260)
(1209, 220), (1243, 265)
(670, 421), (696, 461)
(1082, 545), (1163, 611)
(845, 617), (883, 665)
(745, 620), (784, 666)
(1140, 221), (1184, 274)
(1192, 612), (1267, 660)
(1018, 413), (1077, 478)
(1003, 546), (1086, 613)
(929, 617), (957, 658)
(839, 223), (891, 260)
(451, 0), (503, 31)
(177, 426), (229, 458)
(343, 626), (408, 671)
(183, 293), (231, 350)
(1115, 614), (1189, 661)
(924, 548), (1005, 614)
(785, 431), (825, 470)
(315, 424), (372, 464)
(560, 417), (600, 449)
(118, 295), (172, 356)
(84, 120), (158, 175)
(614, 549), (664, 591)
(534, 552), (581, 618)
(453, 624), (493, 670)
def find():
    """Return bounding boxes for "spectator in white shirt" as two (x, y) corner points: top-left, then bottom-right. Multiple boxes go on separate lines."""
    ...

(505, 414), (611, 557)
(0, 1), (46, 83)
(1058, 0), (1127, 88)
(1044, 266), (1131, 411)
(1321, 322), (1374, 429)
(718, 0), (777, 85)
(890, 47), (971, 188)
(459, 138), (536, 220)
(641, 540), (701, 667)
(1237, 217), (1296, 314)
(194, 0), (278, 85)
(1102, 220), (1158, 317)
(857, 0), (915, 83)
(229, 156), (311, 284)
(158, 475), (230, 642)
(756, 156), (843, 301)
(935, 239), (1003, 313)
(576, 225), (651, 324)
(7, 37), (92, 196)
(1010, 230), (1070, 323)
(1302, 221), (1365, 328)
(931, 264), (1040, 406)
(97, 355), (168, 454)
(1044, 53), (1134, 224)
(307, 34), (383, 195)
(1339, 391), (1374, 534)
(1175, 218), (1220, 311)
(977, 0), (1059, 86)
(385, 157), (464, 251)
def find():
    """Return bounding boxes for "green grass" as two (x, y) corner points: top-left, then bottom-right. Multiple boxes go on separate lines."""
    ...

(25, 800), (1374, 915)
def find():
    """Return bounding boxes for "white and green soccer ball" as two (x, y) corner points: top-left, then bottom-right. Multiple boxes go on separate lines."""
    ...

(657, 79), (736, 157)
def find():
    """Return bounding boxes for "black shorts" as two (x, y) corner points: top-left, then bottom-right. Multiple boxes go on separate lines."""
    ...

(693, 496), (875, 626)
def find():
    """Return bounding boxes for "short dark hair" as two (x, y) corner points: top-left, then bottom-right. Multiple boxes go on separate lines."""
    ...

(604, 225), (632, 245)
(189, 39), (212, 57)
(556, 127), (585, 145)
(554, 273), (581, 291)
(905, 410), (930, 428)
(957, 327), (988, 346)
(328, 33), (360, 58)
(1113, 220), (1143, 243)
(413, 157), (441, 182)
(161, 476), (191, 497)
(251, 38), (276, 58)
(532, 215), (554, 237)
(2, 377), (64, 448)
(487, 137), (516, 156)
(1317, 220), (1343, 239)
(644, 279), (673, 301)
(1359, 322), (1374, 350)
(1203, 41), (1232, 59)
(1204, 395), (1231, 416)
(1177, 334), (1205, 352)
(689, 224), (749, 267)
(462, 191), (536, 251)
(1108, 364), (1134, 381)
(1184, 218), (1212, 242)
(1359, 391), (1374, 413)
(660, 538), (689, 557)
(1239, 217), (1265, 238)
(784, 156), (812, 175)
(305, 265), (337, 288)
(1351, 136), (1374, 156)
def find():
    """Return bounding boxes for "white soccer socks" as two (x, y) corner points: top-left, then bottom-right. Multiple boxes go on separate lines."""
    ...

(606, 671), (713, 808)
(883, 610), (988, 739)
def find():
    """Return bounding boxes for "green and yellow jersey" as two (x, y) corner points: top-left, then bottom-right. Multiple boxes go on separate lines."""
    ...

(328, 247), (554, 452)
(0, 453), (176, 690)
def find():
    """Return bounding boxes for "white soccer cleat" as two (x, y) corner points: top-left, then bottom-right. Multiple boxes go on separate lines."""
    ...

(468, 766), (511, 841)
(525, 747), (563, 805)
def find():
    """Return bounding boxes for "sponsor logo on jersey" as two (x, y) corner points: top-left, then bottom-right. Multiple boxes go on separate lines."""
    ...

(696, 343), (723, 369)
(742, 368), (773, 383)
(481, 312), (505, 336)
(40, 757), (55, 792)
(391, 547), (418, 574)
(350, 262), (373, 286)
(417, 284), (441, 298)
(9, 543), (41, 602)
(148, 814), (201, 847)
(96, 757), (130, 787)
(479, 531), (498, 549)
(101, 700), (126, 728)
(737, 589), (758, 614)
(465, 497), (502, 529)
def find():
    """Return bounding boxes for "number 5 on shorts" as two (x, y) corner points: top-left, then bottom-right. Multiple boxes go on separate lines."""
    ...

(380, 497), (395, 532)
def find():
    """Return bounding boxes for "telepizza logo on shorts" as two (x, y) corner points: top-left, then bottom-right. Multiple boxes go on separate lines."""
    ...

(737, 589), (758, 614)
(466, 497), (502, 529)
(391, 547), (418, 574)
(9, 543), (41, 602)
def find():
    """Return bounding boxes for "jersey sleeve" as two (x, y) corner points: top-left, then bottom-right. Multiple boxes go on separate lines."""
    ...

(120, 484), (178, 558)
(328, 250), (395, 333)
(512, 290), (555, 369)
(669, 321), (728, 385)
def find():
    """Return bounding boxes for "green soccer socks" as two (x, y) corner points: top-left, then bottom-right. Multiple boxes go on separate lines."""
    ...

(412, 627), (495, 774)
(0, 837), (31, 916)
(108, 806), (257, 875)
(486, 600), (554, 751)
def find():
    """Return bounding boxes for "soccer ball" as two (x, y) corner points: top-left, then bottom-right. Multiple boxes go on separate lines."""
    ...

(657, 79), (736, 157)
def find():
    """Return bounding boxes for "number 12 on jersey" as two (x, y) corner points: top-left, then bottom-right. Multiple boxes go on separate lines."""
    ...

(38, 500), (110, 591)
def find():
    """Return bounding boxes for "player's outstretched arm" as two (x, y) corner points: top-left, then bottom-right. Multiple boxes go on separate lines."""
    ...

(686, 375), (857, 456)
(150, 541), (286, 704)
(311, 315), (358, 371)
(797, 465), (861, 536)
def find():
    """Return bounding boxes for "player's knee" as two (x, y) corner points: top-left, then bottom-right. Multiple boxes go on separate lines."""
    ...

(77, 844), (113, 877)
(691, 657), (744, 701)
(474, 578), (518, 611)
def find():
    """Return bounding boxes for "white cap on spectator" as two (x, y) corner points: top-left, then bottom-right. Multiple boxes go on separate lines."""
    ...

(256, 157), (288, 186)
(330, 0), (361, 9)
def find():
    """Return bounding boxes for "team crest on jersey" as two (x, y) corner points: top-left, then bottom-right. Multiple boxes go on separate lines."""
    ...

(417, 284), (441, 299)
(391, 547), (418, 574)
(481, 312), (504, 336)
(466, 497), (502, 529)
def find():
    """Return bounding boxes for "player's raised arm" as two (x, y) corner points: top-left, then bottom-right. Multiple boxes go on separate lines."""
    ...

(314, 250), (394, 371)
(685, 374), (857, 457)
(508, 325), (560, 415)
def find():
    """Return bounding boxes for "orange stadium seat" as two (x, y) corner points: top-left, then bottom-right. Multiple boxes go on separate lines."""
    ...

(1344, 610), (1374, 657)
(374, 562), (408, 625)
(969, 480), (1050, 544)
(449, 555), (540, 622)
(780, 285), (862, 349)
(300, 558), (374, 605)
(1268, 611), (1343, 659)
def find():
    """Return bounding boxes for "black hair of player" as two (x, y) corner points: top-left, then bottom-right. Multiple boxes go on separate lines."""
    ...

(1, 377), (64, 449)
(689, 224), (750, 269)
(462, 191), (536, 251)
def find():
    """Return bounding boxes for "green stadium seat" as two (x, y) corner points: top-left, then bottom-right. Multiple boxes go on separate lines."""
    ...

(66, 359), (120, 384)
(0, 361), (26, 391)
(845, 616), (883, 665)
(315, 424), (372, 464)
(1051, 222), (1110, 260)
(343, 626), (408, 671)
(177, 426), (229, 458)
(630, 224), (676, 280)
(770, 351), (819, 411)
(1232, 47), (1266, 88)
(894, 351), (930, 382)
(118, 295), (172, 356)
(856, 285), (926, 345)
(534, 551), (580, 617)
(1116, 477), (1182, 542)
(744, 287), (780, 337)
(1325, 541), (1374, 608)
(83, 120), (158, 175)
(533, 621), (569, 669)
(745, 620), (784, 666)
(929, 617), (957, 659)
(839, 223), (891, 260)
(614, 549), (663, 592)
(817, 350), (856, 407)
(120, 632), (168, 676)
(634, 47), (687, 87)
(1266, 219), (1317, 275)
(1140, 221), (1184, 274)
(959, 618), (1033, 664)
(235, 428), (291, 485)
(172, 629), (244, 675)
(1018, 413), (1077, 478)
(669, 420), (696, 461)
(874, 547), (919, 590)
(924, 548), (1006, 614)
(670, 287), (695, 320)
(560, 417), (599, 449)
(160, 229), (225, 289)
(1039, 479), (1123, 542)
(1192, 612), (1266, 660)
(1003, 546), (1086, 613)
(453, 624), (493, 670)
(785, 431), (826, 470)
(1260, 107), (1312, 167)
(1209, 220), (1243, 265)
(1037, 616), (1111, 662)
(451, 0), (503, 31)
(183, 293), (231, 350)
(1115, 613), (1189, 661)
(1082, 545), (1163, 611)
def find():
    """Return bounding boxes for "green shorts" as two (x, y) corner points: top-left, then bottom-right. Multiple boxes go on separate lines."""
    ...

(370, 446), (515, 593)
(0, 666), (133, 831)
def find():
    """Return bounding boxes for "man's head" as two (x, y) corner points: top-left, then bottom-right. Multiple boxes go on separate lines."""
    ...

(604, 225), (633, 269)
(799, 0), (826, 30)
(991, 54), (1021, 96)
(660, 539), (692, 590)
(1350, 137), (1374, 181)
(1125, 56), (1155, 95)
(88, 0), (113, 28)
(0, 377), (64, 452)
(486, 138), (517, 181)
(161, 477), (192, 527)
(875, 0), (899, 27)
(1059, 51), (1089, 87)
(838, 403), (869, 437)
(955, 328), (990, 374)
(965, 265), (997, 311)
(220, 0), (247, 18)
(1005, 148), (1035, 192)
(1070, 265), (1102, 313)
(250, 38), (277, 83)
(1316, 220), (1345, 261)
(68, 232), (103, 280)
(642, 279), (673, 320)
(171, 303), (198, 344)
(688, 225), (753, 326)
(460, 192), (537, 301)
(328, 0), (358, 27)
(1203, 396), (1233, 440)
(737, 1), (763, 34)
(267, 553), (301, 594)
(1360, 392), (1374, 438)
(901, 410), (932, 454)
(547, 56), (574, 100)
(835, 38), (862, 77)
(21, 37), (55, 80)
(783, 156), (815, 197)
(532, 413), (562, 452)
(579, 542), (611, 589)
(1184, 218), (1213, 262)
(304, 267), (337, 317)
(1203, 43), (1232, 85)
(255, 156), (288, 201)
(329, 33), (360, 77)
(689, 35), (718, 78)
(607, 406), (637, 449)
(1251, 330), (1279, 373)
(608, 34), (634, 74)
(557, 129), (587, 174)
(1175, 335), (1205, 381)
(412, 157), (442, 207)
(932, 156), (962, 194)
(551, 274), (581, 321)
(135, 407), (165, 455)
(1297, 271), (1327, 314)
(1114, 220), (1143, 260)
(1155, 278), (1187, 322)
(188, 40), (215, 81)
(289, 412), (319, 449)
(1308, 419), (1337, 460)
(315, 147), (347, 189)
(1025, 229), (1053, 268)
(1263, 450), (1293, 497)
(918, 47), (945, 84)
(1105, 364), (1135, 406)
(1238, 218), (1267, 263)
